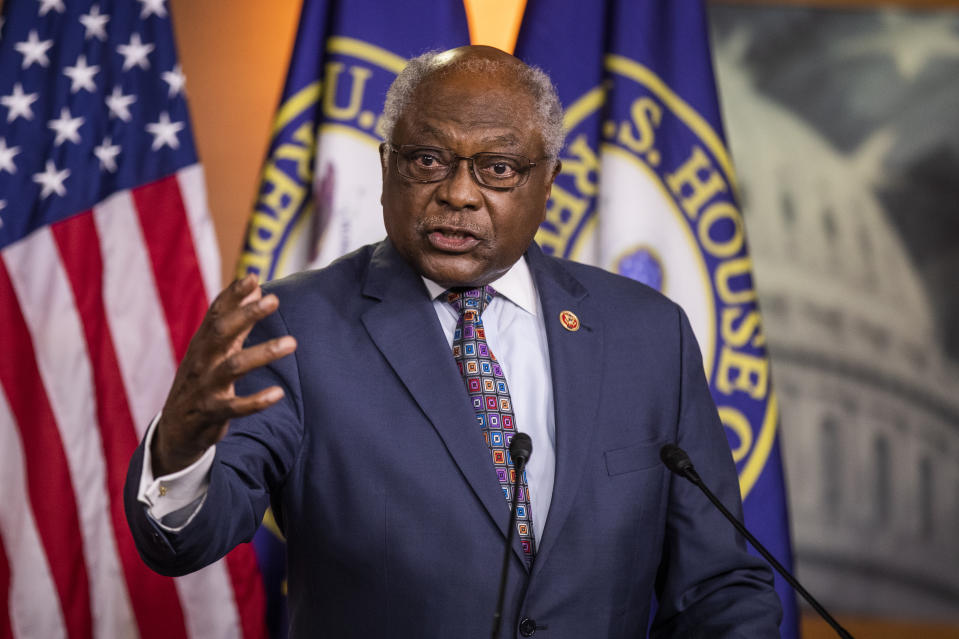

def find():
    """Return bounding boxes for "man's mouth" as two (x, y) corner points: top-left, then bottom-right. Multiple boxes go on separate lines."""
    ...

(426, 226), (482, 252)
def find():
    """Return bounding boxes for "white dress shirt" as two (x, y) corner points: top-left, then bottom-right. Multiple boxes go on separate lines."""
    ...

(139, 256), (556, 541)
(422, 257), (555, 541)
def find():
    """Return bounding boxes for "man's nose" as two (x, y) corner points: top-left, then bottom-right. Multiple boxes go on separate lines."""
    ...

(435, 158), (482, 210)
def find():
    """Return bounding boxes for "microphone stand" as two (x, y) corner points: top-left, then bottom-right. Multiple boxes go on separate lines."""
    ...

(661, 444), (854, 639)
(491, 450), (529, 639)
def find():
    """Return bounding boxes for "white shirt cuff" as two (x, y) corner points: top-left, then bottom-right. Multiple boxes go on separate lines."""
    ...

(137, 413), (215, 532)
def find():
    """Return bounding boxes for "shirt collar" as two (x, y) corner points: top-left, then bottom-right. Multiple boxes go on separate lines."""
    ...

(421, 256), (538, 316)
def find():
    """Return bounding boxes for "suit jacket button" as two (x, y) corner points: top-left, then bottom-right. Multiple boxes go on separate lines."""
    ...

(519, 617), (537, 636)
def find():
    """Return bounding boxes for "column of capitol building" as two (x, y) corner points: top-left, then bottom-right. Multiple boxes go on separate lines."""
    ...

(712, 39), (959, 619)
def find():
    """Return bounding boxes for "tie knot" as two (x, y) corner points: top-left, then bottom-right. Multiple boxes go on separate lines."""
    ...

(446, 285), (495, 316)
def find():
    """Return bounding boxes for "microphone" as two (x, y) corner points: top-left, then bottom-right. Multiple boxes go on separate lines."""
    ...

(660, 442), (699, 481)
(509, 432), (533, 467)
(660, 444), (854, 639)
(491, 433), (533, 639)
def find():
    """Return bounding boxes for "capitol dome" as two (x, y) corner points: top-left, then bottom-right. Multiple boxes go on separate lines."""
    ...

(713, 30), (959, 619)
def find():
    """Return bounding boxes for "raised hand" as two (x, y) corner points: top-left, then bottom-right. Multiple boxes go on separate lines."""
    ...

(151, 274), (297, 476)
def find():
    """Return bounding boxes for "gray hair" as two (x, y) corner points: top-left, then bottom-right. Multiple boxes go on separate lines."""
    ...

(380, 51), (565, 159)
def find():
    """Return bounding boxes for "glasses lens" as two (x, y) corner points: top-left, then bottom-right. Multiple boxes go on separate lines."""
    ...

(472, 153), (529, 188)
(396, 146), (452, 181)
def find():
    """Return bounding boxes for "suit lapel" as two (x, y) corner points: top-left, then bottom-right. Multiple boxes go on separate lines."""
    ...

(359, 242), (515, 547)
(525, 244), (605, 571)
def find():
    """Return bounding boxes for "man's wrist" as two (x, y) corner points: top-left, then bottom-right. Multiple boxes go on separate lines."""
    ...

(151, 419), (207, 477)
(138, 413), (215, 527)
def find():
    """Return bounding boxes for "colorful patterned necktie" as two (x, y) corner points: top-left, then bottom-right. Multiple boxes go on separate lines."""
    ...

(446, 286), (536, 562)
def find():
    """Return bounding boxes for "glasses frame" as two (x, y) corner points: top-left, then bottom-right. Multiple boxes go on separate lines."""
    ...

(383, 143), (539, 191)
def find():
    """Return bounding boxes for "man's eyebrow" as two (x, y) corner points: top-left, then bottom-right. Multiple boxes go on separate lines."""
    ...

(480, 133), (521, 148)
(410, 124), (444, 139)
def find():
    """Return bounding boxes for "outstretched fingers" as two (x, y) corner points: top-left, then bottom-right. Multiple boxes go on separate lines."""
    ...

(213, 336), (298, 388)
(203, 277), (280, 350)
(153, 276), (299, 474)
(222, 385), (287, 420)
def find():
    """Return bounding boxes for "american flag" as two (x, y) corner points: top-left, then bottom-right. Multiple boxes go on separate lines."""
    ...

(0, 1), (265, 637)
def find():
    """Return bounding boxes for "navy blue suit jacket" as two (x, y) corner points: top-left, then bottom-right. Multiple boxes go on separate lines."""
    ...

(125, 240), (781, 638)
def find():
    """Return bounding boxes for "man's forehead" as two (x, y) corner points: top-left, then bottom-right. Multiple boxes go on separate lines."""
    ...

(405, 122), (525, 148)
(396, 72), (541, 150)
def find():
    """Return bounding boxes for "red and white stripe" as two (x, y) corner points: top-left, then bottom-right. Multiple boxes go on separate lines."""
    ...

(0, 166), (266, 639)
(0, 385), (67, 639)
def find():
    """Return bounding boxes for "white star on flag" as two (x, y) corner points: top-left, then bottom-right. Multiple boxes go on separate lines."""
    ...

(32, 159), (70, 198)
(0, 138), (21, 174)
(48, 107), (84, 146)
(145, 111), (184, 150)
(93, 136), (121, 172)
(0, 200), (5, 229)
(137, 0), (168, 19)
(14, 30), (53, 69)
(64, 55), (100, 94)
(117, 33), (155, 71)
(162, 64), (186, 97)
(79, 4), (110, 41)
(37, 0), (66, 17)
(105, 86), (136, 121)
(1, 83), (38, 122)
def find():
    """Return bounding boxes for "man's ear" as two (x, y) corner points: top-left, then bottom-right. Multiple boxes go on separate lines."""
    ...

(549, 159), (562, 184)
(379, 143), (389, 205)
(536, 159), (562, 226)
(379, 143), (390, 173)
(543, 158), (561, 193)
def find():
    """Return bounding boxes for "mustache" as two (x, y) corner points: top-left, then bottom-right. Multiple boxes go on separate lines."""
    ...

(417, 216), (487, 236)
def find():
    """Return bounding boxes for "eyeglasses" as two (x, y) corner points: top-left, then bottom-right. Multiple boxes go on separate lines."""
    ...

(384, 144), (539, 190)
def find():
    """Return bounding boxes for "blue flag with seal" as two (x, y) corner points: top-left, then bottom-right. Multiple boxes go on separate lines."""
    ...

(241, 1), (798, 637)
(516, 1), (799, 635)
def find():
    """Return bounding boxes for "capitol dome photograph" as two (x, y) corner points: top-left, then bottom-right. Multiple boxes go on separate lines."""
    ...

(712, 1), (959, 632)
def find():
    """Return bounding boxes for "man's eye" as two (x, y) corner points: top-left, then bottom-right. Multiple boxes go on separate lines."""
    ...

(478, 158), (519, 178)
(412, 153), (442, 167)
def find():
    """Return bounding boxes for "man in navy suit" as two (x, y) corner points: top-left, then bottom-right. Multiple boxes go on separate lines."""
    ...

(126, 45), (781, 637)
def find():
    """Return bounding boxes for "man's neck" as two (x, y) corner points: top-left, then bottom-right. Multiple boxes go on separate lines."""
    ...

(421, 256), (537, 315)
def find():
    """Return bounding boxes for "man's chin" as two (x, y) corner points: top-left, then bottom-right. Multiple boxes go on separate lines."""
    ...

(417, 254), (495, 289)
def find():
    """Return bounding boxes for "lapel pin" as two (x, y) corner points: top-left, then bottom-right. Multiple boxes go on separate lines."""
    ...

(559, 310), (580, 332)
